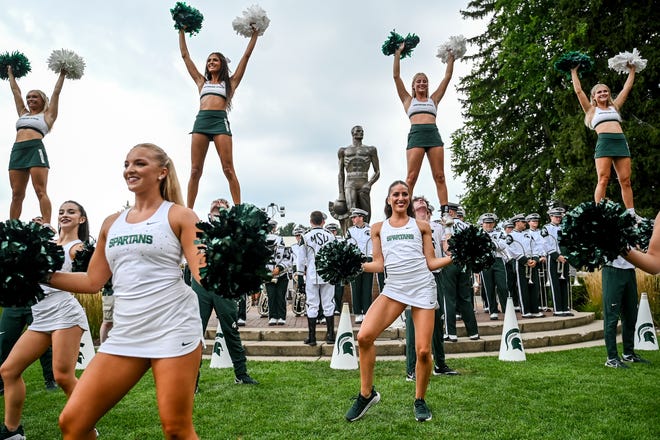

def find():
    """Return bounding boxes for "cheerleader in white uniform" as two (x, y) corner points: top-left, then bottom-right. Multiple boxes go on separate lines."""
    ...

(48, 144), (203, 439)
(346, 180), (452, 423)
(1, 201), (90, 439)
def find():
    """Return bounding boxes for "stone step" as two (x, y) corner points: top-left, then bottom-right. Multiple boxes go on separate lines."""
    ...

(202, 312), (601, 357)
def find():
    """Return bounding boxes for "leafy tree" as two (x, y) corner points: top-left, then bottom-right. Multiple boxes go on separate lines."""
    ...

(278, 222), (306, 236)
(454, 0), (659, 219)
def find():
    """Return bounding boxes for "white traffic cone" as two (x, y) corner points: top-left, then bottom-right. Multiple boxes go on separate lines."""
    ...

(498, 297), (526, 361)
(76, 329), (96, 370)
(330, 303), (358, 370)
(634, 292), (659, 351)
(210, 322), (233, 368)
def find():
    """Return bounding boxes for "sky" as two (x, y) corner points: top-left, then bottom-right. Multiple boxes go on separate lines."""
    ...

(0, 0), (487, 237)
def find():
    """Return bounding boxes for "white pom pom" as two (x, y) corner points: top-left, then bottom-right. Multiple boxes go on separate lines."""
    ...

(47, 49), (85, 80)
(608, 48), (647, 74)
(232, 4), (270, 38)
(436, 35), (467, 63)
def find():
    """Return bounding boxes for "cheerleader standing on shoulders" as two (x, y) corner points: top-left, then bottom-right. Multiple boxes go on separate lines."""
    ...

(6, 66), (67, 227)
(46, 143), (204, 439)
(0, 201), (90, 440)
(179, 25), (260, 208)
(345, 180), (452, 423)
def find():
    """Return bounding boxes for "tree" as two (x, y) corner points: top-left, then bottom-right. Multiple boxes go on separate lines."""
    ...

(453, 0), (659, 220)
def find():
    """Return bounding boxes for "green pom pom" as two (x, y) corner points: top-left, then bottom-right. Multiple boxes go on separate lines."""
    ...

(0, 219), (64, 307)
(635, 217), (654, 252)
(382, 30), (420, 59)
(558, 200), (637, 271)
(197, 203), (271, 298)
(72, 239), (96, 272)
(448, 225), (495, 273)
(554, 51), (594, 77)
(315, 241), (366, 286)
(0, 51), (32, 80)
(171, 2), (204, 36)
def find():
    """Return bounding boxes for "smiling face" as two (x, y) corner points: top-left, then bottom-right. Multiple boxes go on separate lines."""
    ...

(413, 199), (429, 221)
(388, 183), (410, 213)
(58, 202), (85, 232)
(590, 84), (612, 106)
(206, 53), (222, 74)
(411, 73), (429, 98)
(26, 90), (47, 113)
(123, 146), (167, 193)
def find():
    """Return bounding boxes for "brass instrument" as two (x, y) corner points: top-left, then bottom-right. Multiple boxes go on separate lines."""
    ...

(525, 262), (534, 285)
(558, 259), (566, 280)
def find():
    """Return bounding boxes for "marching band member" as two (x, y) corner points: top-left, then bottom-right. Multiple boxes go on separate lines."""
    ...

(265, 220), (292, 326)
(507, 214), (544, 318)
(542, 207), (573, 316)
(526, 213), (549, 311)
(325, 223), (345, 314)
(346, 208), (373, 323)
(478, 213), (509, 320)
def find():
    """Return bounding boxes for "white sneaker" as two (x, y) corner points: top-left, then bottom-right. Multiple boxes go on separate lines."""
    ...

(490, 313), (498, 320)
(355, 314), (364, 324)
(277, 318), (286, 325)
(237, 318), (246, 326)
(268, 318), (277, 326)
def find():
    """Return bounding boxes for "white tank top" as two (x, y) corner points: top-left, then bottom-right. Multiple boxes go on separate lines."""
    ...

(16, 113), (49, 137)
(590, 106), (622, 129)
(407, 97), (437, 118)
(380, 217), (428, 276)
(41, 239), (82, 296)
(200, 81), (227, 99)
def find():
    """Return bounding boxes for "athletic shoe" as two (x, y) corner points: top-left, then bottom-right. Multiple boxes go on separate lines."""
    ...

(235, 374), (259, 385)
(268, 318), (277, 326)
(483, 307), (490, 313)
(45, 379), (58, 391)
(0, 424), (25, 440)
(277, 318), (286, 325)
(345, 387), (380, 422)
(604, 358), (629, 369)
(406, 371), (416, 382)
(237, 319), (246, 327)
(469, 334), (480, 340)
(622, 353), (651, 364)
(413, 398), (432, 422)
(433, 364), (460, 376)
(447, 335), (458, 343)
(564, 311), (575, 317)
(317, 317), (326, 324)
(533, 312), (544, 318)
(522, 313), (533, 318)
(490, 313), (498, 320)
(514, 306), (521, 312)
(355, 314), (364, 324)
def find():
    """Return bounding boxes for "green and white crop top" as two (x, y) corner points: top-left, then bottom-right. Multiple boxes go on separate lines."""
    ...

(200, 81), (227, 99)
(407, 98), (437, 118)
(16, 113), (49, 137)
(590, 106), (622, 129)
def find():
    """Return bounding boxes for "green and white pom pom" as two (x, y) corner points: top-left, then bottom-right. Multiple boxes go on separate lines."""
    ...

(608, 48), (647, 74)
(447, 225), (495, 273)
(232, 4), (270, 37)
(47, 49), (85, 79)
(197, 203), (271, 299)
(635, 217), (654, 252)
(558, 200), (638, 271)
(72, 239), (96, 272)
(382, 30), (420, 59)
(171, 1), (204, 36)
(436, 35), (467, 63)
(0, 219), (64, 307)
(554, 51), (594, 77)
(0, 51), (31, 80)
(315, 240), (366, 286)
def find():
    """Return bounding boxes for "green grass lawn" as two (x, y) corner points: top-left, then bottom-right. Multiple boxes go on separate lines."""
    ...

(3, 346), (659, 439)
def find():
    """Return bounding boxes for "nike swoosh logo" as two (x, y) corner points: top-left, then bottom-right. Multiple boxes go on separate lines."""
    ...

(147, 221), (160, 225)
(181, 341), (194, 346)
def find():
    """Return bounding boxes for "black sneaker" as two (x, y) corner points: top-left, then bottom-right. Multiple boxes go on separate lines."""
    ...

(622, 353), (651, 364)
(345, 387), (380, 422)
(433, 364), (460, 376)
(45, 379), (58, 391)
(413, 398), (432, 422)
(604, 358), (629, 369)
(234, 374), (259, 385)
(0, 424), (25, 440)
(405, 371), (416, 382)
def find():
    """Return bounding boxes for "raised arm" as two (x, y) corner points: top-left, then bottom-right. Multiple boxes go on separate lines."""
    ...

(48, 213), (117, 293)
(393, 43), (412, 107)
(571, 67), (592, 113)
(179, 29), (205, 87)
(612, 64), (636, 109)
(7, 66), (27, 116)
(230, 28), (259, 92)
(430, 51), (454, 105)
(44, 70), (66, 128)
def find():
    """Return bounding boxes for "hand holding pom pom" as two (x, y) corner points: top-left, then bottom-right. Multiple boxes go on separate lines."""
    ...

(72, 239), (96, 273)
(0, 51), (31, 80)
(608, 48), (647, 74)
(171, 1), (204, 36)
(558, 200), (638, 271)
(315, 241), (366, 286)
(47, 49), (85, 79)
(634, 217), (654, 253)
(382, 30), (420, 59)
(0, 219), (64, 307)
(554, 51), (594, 77)
(232, 4), (270, 37)
(436, 35), (467, 63)
(447, 225), (495, 273)
(197, 203), (271, 298)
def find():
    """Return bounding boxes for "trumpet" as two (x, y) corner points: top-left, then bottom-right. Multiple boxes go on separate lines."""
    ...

(525, 262), (534, 285)
(557, 260), (566, 279)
